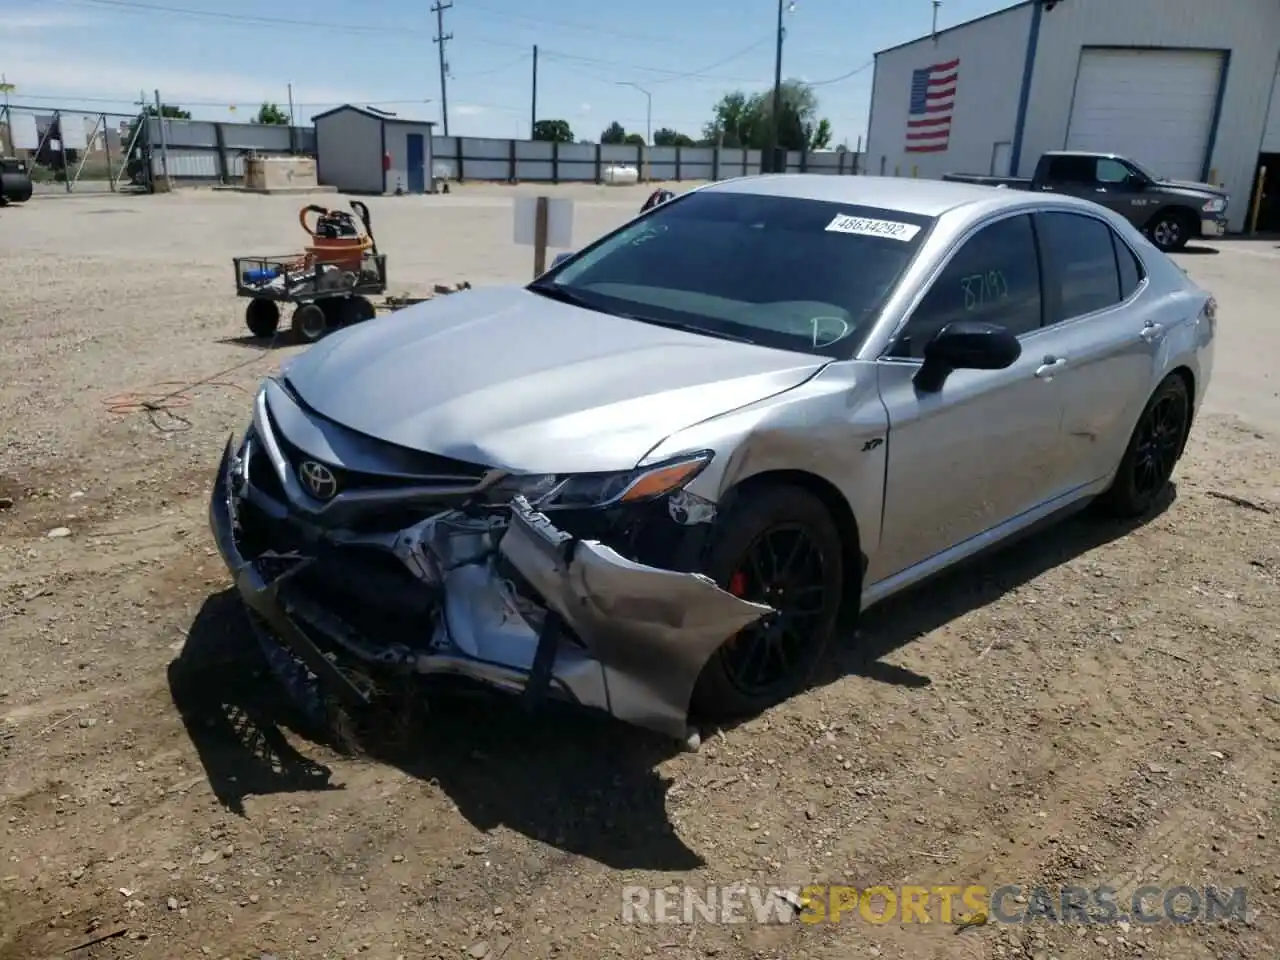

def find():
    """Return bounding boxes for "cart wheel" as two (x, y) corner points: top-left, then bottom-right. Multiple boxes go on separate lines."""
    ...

(347, 296), (377, 325)
(292, 303), (328, 343)
(245, 298), (280, 338)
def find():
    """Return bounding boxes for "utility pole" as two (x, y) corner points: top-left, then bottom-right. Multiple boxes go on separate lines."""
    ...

(768, 0), (789, 173)
(153, 89), (172, 192)
(432, 0), (453, 136)
(530, 45), (538, 140)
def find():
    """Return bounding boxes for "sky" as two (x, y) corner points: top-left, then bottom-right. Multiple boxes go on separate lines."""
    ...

(1, 0), (1012, 145)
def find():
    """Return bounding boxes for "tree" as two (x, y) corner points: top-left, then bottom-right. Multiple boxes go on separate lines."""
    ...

(143, 103), (191, 120)
(623, 132), (645, 146)
(532, 119), (574, 143)
(701, 81), (834, 151)
(600, 121), (626, 144)
(254, 102), (290, 125)
(653, 128), (696, 147)
(120, 102), (191, 164)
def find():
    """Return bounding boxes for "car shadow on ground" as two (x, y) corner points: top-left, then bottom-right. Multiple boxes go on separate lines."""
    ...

(169, 591), (702, 870)
(169, 488), (1173, 868)
(1178, 244), (1219, 255)
(815, 487), (1176, 692)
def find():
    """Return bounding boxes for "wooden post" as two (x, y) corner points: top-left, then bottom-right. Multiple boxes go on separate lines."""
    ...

(532, 196), (549, 278)
(1249, 165), (1267, 234)
(594, 142), (602, 183)
(508, 138), (517, 182)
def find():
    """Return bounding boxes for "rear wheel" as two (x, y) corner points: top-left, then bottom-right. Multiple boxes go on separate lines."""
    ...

(691, 485), (844, 720)
(1147, 210), (1194, 252)
(291, 303), (328, 343)
(1098, 375), (1190, 517)
(245, 298), (280, 338)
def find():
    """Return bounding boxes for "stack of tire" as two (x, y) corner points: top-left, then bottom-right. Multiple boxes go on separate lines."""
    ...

(0, 158), (34, 207)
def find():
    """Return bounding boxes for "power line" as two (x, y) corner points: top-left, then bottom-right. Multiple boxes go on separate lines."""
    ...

(806, 60), (875, 86)
(457, 1), (680, 44)
(432, 0), (453, 136)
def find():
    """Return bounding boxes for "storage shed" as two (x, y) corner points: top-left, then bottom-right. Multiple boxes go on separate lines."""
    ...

(312, 105), (436, 195)
(865, 0), (1280, 232)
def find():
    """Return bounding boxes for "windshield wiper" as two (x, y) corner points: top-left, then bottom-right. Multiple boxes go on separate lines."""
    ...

(629, 315), (759, 345)
(526, 282), (603, 311)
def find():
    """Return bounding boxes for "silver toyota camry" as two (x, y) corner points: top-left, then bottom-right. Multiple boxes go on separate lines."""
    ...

(208, 174), (1216, 743)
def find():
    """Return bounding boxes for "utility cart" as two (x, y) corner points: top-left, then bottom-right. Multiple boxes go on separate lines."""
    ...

(233, 200), (388, 344)
(234, 253), (388, 343)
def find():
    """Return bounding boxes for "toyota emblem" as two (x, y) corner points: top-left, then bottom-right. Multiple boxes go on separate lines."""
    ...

(298, 460), (339, 500)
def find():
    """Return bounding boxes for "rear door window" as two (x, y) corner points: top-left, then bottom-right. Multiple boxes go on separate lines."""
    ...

(1037, 211), (1123, 321)
(1113, 234), (1146, 299)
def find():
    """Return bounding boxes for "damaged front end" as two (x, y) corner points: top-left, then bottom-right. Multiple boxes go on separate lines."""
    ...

(207, 383), (773, 741)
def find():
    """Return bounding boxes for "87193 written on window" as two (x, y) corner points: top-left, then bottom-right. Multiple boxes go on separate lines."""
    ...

(891, 214), (1043, 359)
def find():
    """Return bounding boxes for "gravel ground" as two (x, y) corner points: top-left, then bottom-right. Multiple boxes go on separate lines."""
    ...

(0, 186), (1277, 960)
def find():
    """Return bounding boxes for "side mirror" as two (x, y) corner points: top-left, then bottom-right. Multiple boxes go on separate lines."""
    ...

(551, 251), (574, 269)
(913, 320), (1022, 393)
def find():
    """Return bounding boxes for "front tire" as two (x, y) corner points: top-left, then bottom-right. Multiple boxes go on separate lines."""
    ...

(245, 298), (280, 338)
(291, 303), (328, 343)
(1098, 374), (1190, 517)
(691, 484), (844, 720)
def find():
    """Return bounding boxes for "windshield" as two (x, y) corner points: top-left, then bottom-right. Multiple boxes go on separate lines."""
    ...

(1127, 157), (1162, 182)
(532, 191), (934, 358)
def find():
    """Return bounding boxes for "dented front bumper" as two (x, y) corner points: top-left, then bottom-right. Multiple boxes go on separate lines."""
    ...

(208, 436), (772, 739)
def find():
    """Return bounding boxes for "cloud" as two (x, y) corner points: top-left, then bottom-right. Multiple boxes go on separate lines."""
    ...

(579, 102), (592, 114)
(453, 104), (488, 116)
(6, 10), (93, 30)
(0, 41), (368, 109)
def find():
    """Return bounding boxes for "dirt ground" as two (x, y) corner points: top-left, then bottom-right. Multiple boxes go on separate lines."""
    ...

(0, 185), (1277, 960)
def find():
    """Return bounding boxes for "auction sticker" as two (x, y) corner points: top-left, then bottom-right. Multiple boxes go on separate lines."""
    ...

(824, 214), (921, 242)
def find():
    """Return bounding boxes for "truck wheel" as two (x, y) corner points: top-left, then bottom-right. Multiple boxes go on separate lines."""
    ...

(291, 303), (328, 343)
(1147, 210), (1193, 252)
(245, 298), (280, 338)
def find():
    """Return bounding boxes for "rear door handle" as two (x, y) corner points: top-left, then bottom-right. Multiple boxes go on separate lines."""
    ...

(1035, 356), (1067, 379)
(1140, 322), (1165, 343)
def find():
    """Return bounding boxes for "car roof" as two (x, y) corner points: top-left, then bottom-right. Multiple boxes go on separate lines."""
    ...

(702, 173), (1032, 218)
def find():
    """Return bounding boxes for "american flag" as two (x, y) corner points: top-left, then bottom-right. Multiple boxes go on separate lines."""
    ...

(905, 58), (959, 153)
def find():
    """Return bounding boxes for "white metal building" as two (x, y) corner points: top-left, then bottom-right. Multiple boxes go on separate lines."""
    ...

(865, 0), (1280, 232)
(312, 105), (436, 195)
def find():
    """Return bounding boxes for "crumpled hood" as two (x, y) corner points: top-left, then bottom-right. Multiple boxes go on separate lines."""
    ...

(282, 285), (827, 475)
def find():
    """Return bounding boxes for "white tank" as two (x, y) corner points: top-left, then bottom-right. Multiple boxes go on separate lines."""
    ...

(602, 164), (640, 186)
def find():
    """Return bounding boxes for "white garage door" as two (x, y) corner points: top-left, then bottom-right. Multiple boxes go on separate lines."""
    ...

(1262, 60), (1280, 153)
(1066, 48), (1224, 182)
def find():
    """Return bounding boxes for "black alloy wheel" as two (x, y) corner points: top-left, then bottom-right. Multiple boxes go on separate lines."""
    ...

(692, 485), (844, 719)
(1099, 374), (1190, 517)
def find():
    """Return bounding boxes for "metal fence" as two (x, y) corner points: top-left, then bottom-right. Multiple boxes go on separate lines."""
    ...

(1, 104), (149, 193)
(143, 116), (316, 184)
(429, 137), (861, 183)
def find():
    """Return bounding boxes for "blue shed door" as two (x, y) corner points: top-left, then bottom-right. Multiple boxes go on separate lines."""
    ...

(406, 133), (426, 193)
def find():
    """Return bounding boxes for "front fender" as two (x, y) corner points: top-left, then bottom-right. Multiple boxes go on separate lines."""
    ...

(643, 360), (888, 561)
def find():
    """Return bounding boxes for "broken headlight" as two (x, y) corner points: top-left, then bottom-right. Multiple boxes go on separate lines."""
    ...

(490, 452), (713, 510)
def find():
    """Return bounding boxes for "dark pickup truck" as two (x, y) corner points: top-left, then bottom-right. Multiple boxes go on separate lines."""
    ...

(944, 150), (1229, 253)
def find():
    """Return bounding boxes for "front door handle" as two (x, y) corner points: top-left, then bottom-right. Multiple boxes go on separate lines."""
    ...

(1140, 321), (1165, 343)
(1035, 356), (1067, 379)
